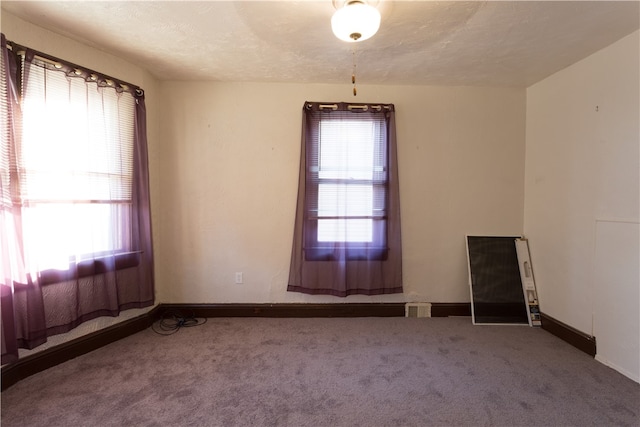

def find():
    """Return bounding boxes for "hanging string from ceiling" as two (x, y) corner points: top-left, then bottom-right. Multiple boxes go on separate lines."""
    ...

(330, 0), (382, 97)
(352, 48), (357, 96)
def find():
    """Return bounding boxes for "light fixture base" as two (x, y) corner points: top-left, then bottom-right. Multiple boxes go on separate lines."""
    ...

(331, 0), (381, 43)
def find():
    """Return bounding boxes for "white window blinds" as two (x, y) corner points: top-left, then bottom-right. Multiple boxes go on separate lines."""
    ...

(20, 61), (135, 203)
(304, 107), (389, 261)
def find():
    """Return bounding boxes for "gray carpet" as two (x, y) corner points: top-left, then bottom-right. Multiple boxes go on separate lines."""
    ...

(1, 317), (638, 426)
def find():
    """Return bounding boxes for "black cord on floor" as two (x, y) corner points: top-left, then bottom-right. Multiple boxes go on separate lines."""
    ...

(151, 309), (207, 335)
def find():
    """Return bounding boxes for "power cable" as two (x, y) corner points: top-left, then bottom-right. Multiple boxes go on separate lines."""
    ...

(151, 309), (207, 335)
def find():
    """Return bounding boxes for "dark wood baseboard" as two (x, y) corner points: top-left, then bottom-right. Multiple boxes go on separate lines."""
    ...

(433, 305), (596, 358)
(431, 302), (471, 317)
(157, 303), (406, 318)
(437, 305), (596, 357)
(1, 306), (159, 391)
(2, 301), (470, 390)
(1, 302), (594, 391)
(158, 302), (473, 318)
(540, 312), (596, 357)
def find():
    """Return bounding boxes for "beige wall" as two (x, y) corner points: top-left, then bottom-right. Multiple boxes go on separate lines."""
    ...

(5, 10), (638, 383)
(2, 9), (527, 341)
(3, 10), (527, 308)
(157, 82), (526, 304)
(525, 30), (639, 381)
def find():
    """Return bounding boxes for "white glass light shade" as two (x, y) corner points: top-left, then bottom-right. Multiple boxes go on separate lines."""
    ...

(331, 1), (381, 42)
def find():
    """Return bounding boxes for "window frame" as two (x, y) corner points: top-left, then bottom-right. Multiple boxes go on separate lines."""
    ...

(303, 108), (389, 261)
(10, 48), (141, 282)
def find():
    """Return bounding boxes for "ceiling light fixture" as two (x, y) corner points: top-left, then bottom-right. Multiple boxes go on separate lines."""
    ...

(331, 0), (381, 42)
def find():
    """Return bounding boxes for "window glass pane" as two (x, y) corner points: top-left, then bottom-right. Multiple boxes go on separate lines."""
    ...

(318, 219), (373, 243)
(16, 60), (136, 271)
(313, 115), (387, 244)
(318, 184), (373, 217)
(318, 120), (376, 180)
(307, 109), (388, 251)
(21, 65), (134, 202)
(23, 203), (130, 269)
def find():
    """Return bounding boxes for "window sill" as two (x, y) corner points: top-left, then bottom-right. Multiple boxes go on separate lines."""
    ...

(304, 247), (388, 261)
(34, 252), (142, 287)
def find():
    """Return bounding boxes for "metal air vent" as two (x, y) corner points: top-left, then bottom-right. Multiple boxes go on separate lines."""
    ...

(405, 303), (432, 318)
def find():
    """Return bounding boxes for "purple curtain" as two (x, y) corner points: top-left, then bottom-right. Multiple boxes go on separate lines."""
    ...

(288, 101), (402, 297)
(1, 36), (154, 364)
(1, 33), (26, 363)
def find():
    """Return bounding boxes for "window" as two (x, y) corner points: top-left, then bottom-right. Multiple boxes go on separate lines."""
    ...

(20, 60), (135, 273)
(305, 111), (388, 260)
(288, 101), (402, 297)
(1, 38), (154, 362)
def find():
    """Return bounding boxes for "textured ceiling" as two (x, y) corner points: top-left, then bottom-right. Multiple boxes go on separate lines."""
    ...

(2, 1), (639, 87)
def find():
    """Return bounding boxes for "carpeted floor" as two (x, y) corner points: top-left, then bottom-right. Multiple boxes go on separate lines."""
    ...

(1, 317), (638, 426)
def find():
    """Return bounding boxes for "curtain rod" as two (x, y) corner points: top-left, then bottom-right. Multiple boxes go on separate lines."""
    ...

(310, 103), (391, 111)
(7, 40), (143, 96)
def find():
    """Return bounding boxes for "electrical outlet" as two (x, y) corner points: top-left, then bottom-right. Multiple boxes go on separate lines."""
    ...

(235, 272), (243, 284)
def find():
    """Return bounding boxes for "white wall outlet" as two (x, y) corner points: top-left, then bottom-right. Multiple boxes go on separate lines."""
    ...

(235, 272), (243, 284)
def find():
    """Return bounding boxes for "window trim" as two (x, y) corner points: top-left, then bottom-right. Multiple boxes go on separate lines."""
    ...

(12, 49), (140, 278)
(303, 106), (390, 261)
